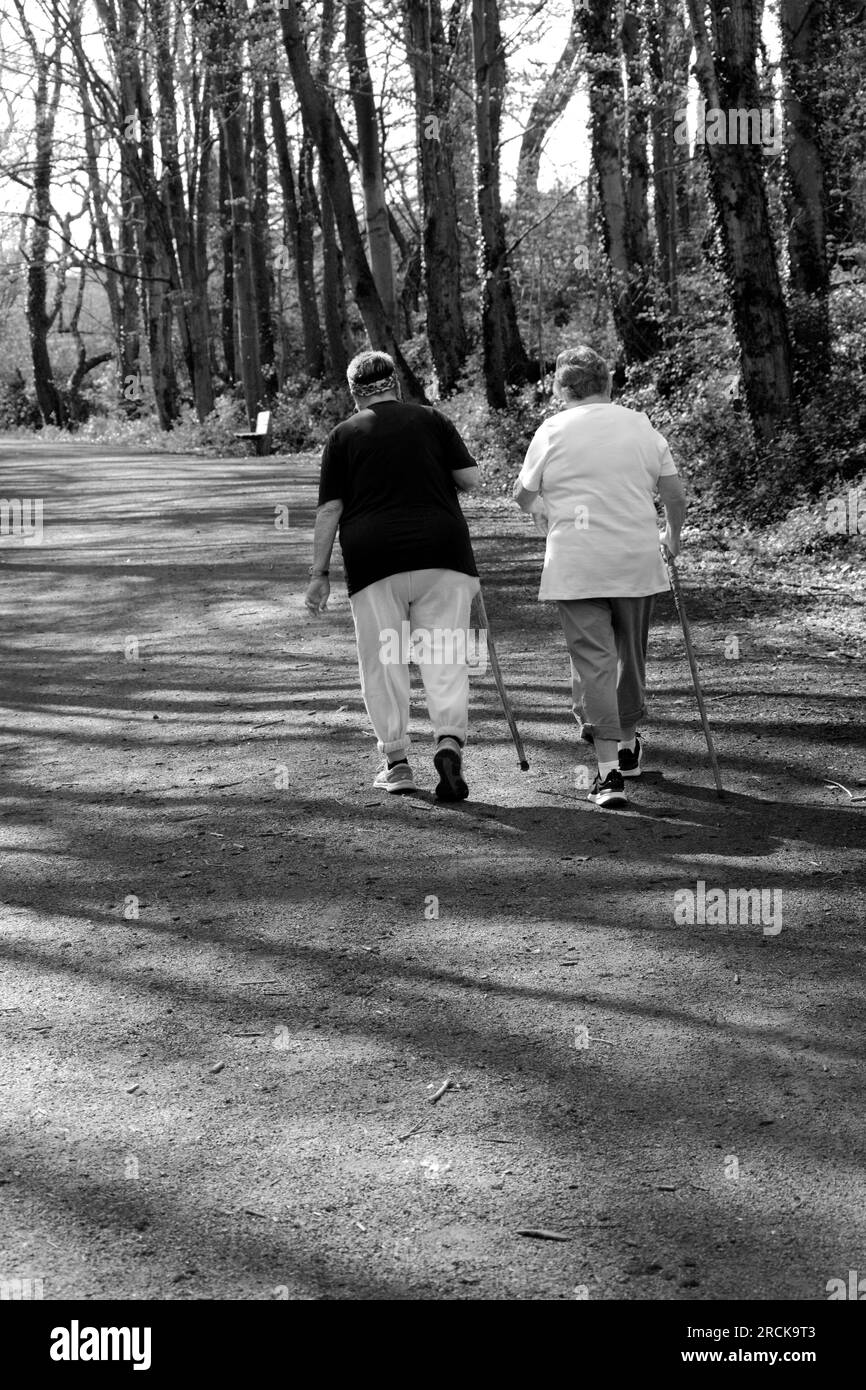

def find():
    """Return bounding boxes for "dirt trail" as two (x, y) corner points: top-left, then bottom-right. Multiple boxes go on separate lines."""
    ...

(1, 439), (864, 1300)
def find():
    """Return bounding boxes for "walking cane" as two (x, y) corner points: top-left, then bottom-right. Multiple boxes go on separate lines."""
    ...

(474, 589), (530, 771)
(662, 547), (725, 799)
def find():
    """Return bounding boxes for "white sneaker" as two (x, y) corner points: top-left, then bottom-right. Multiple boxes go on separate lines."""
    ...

(373, 762), (417, 794)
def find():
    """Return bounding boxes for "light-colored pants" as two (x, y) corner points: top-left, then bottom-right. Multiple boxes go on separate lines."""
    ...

(350, 568), (480, 760)
(557, 595), (656, 743)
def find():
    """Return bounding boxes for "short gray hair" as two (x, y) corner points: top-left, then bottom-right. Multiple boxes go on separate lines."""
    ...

(347, 350), (398, 398)
(554, 346), (610, 400)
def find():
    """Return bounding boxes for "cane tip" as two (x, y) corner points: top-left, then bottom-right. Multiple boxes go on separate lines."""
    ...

(520, 761), (530, 772)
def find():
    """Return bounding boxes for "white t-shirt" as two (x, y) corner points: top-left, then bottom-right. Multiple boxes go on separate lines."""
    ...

(518, 402), (678, 600)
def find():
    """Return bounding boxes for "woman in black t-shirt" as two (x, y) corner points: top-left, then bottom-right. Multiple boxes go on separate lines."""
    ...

(304, 351), (481, 802)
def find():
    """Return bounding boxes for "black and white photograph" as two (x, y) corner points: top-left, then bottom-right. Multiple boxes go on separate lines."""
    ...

(1, 0), (864, 1346)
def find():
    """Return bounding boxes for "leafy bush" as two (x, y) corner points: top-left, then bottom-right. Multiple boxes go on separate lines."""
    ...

(443, 382), (541, 494)
(62, 413), (171, 447)
(618, 302), (866, 530)
(764, 471), (866, 557)
(268, 376), (350, 453)
(0, 372), (40, 430)
(63, 382), (352, 456)
(158, 397), (246, 454)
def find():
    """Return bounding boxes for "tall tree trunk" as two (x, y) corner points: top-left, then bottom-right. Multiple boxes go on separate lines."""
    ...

(15, 0), (65, 425)
(137, 189), (179, 432)
(579, 1), (660, 364)
(278, 0), (428, 402)
(152, 0), (214, 420)
(118, 161), (142, 413)
(344, 0), (397, 325)
(207, 0), (263, 424)
(126, 37), (178, 428)
(515, 3), (580, 211)
(471, 0), (529, 406)
(404, 0), (468, 394)
(645, 0), (680, 317)
(66, 236), (113, 414)
(269, 77), (325, 377)
(780, 0), (830, 374)
(621, 6), (660, 354)
(73, 18), (125, 394)
(192, 70), (217, 392)
(398, 240), (423, 339)
(686, 0), (795, 442)
(319, 172), (352, 380)
(95, 0), (180, 428)
(218, 131), (235, 381)
(314, 0), (351, 380)
(250, 73), (277, 392)
(820, 0), (865, 249)
(74, 74), (141, 409)
(138, 221), (178, 431)
(672, 9), (693, 246)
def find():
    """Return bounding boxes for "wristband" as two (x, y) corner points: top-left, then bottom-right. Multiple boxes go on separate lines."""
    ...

(309, 567), (329, 577)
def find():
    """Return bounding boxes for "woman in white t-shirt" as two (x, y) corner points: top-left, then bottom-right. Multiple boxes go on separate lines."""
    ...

(513, 346), (687, 808)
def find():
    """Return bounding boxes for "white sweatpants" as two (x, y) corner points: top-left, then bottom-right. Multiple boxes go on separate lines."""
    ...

(350, 567), (481, 760)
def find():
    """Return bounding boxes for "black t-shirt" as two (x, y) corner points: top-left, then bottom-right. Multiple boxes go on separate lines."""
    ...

(317, 401), (479, 596)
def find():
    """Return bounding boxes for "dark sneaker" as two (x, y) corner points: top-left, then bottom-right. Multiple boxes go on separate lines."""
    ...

(587, 768), (629, 808)
(373, 762), (417, 794)
(434, 738), (468, 802)
(618, 733), (643, 779)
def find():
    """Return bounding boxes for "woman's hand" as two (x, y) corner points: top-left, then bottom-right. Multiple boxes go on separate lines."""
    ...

(660, 524), (681, 559)
(304, 577), (331, 614)
(529, 498), (549, 537)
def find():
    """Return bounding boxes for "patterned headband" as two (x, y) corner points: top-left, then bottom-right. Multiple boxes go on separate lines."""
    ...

(351, 373), (398, 397)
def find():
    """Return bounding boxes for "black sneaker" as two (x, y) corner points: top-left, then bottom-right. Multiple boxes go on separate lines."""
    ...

(587, 768), (629, 809)
(618, 733), (643, 779)
(434, 737), (468, 802)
